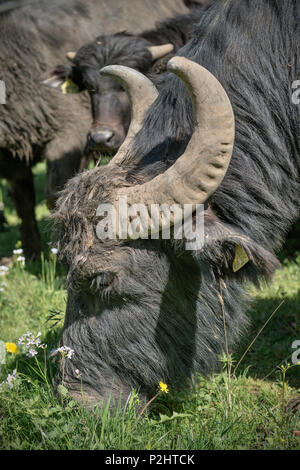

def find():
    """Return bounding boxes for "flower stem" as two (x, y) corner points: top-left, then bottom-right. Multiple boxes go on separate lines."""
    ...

(136, 392), (160, 422)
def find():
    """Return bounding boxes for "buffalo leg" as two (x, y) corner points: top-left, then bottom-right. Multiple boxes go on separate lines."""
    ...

(8, 166), (41, 260)
(0, 201), (7, 232)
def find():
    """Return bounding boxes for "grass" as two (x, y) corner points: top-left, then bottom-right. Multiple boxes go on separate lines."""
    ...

(0, 163), (299, 450)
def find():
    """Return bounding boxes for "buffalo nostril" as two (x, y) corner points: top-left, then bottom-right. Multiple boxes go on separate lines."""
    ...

(89, 130), (114, 146)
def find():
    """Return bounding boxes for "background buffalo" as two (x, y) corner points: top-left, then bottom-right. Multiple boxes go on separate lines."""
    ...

(0, 0), (189, 259)
(43, 5), (206, 184)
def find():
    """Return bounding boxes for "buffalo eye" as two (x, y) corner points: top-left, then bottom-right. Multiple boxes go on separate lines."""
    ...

(91, 272), (114, 291)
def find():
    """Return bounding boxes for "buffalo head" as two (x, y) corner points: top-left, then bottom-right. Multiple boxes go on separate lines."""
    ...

(52, 57), (278, 408)
(43, 33), (174, 155)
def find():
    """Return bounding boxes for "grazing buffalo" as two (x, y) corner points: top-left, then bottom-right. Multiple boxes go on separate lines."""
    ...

(0, 0), (189, 259)
(43, 6), (206, 159)
(52, 0), (300, 409)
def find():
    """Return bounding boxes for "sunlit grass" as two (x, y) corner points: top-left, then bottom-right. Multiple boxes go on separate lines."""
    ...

(0, 162), (299, 450)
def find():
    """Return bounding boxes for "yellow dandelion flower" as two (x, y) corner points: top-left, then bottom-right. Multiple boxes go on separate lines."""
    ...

(159, 381), (169, 394)
(5, 342), (18, 354)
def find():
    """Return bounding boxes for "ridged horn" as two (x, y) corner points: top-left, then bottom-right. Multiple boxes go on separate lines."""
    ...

(99, 65), (159, 166)
(115, 56), (235, 238)
(148, 43), (174, 60)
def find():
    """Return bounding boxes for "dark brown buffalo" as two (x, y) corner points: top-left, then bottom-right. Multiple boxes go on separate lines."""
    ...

(0, 0), (189, 259)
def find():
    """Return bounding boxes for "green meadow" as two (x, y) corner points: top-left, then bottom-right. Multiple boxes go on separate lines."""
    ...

(0, 163), (299, 450)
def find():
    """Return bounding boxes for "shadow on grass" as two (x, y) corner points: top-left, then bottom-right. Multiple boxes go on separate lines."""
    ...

(279, 220), (300, 262)
(234, 289), (300, 388)
(234, 221), (300, 387)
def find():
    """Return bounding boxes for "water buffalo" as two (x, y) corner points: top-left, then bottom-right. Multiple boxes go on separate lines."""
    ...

(0, 0), (189, 259)
(52, 0), (299, 409)
(43, 6), (206, 160)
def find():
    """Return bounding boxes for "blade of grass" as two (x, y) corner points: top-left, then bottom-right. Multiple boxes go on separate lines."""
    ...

(221, 414), (243, 437)
(233, 300), (284, 375)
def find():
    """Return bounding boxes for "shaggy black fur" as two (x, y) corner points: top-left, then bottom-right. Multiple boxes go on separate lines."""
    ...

(133, 0), (300, 252)
(0, 0), (91, 258)
(0, 0), (188, 258)
(52, 0), (299, 408)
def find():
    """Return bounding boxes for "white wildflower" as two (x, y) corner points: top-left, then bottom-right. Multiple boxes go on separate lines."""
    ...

(13, 248), (23, 255)
(18, 331), (46, 357)
(51, 248), (58, 255)
(16, 256), (25, 266)
(27, 348), (38, 358)
(55, 346), (74, 359)
(3, 369), (19, 390)
(0, 266), (9, 276)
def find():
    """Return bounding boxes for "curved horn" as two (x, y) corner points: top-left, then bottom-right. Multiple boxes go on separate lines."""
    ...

(148, 43), (174, 60)
(66, 51), (76, 62)
(115, 56), (235, 238)
(99, 65), (159, 166)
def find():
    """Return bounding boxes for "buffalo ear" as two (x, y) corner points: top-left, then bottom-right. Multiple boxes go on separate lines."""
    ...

(41, 65), (79, 94)
(199, 207), (280, 283)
